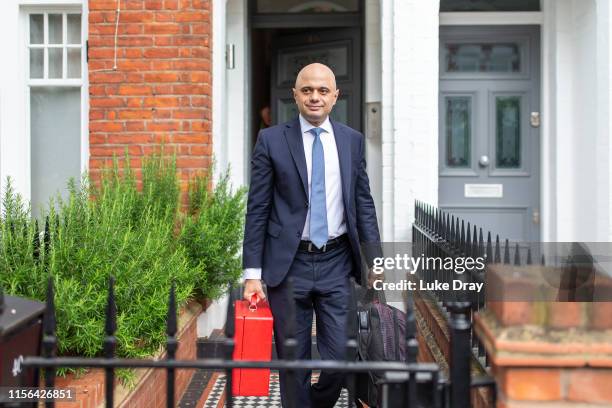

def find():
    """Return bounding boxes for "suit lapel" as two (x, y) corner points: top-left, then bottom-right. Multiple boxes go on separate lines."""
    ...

(331, 119), (351, 210)
(284, 118), (309, 197)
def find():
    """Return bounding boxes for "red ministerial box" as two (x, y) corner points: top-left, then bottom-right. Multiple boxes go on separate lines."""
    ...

(232, 296), (274, 396)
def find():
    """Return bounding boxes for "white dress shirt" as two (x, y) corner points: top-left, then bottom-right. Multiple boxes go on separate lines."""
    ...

(243, 115), (346, 281)
(298, 114), (347, 241)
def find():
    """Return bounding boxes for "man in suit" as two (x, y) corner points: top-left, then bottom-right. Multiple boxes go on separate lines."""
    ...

(242, 63), (381, 407)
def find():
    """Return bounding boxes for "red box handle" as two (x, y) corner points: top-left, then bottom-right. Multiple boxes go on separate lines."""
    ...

(249, 294), (259, 312)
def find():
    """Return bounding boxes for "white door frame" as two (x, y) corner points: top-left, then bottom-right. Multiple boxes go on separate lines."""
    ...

(212, 0), (249, 189)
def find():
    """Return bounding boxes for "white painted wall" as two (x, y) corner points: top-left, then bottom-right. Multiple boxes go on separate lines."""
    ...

(595, 0), (612, 242)
(381, 0), (440, 242)
(542, 0), (611, 242)
(224, 0), (248, 187)
(212, 0), (228, 184)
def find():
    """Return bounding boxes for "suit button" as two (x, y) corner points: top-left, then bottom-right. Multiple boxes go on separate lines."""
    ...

(296, 231), (301, 237)
(305, 201), (309, 208)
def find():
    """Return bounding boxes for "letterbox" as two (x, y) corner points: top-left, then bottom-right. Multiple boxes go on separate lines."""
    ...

(232, 295), (273, 396)
(0, 294), (45, 408)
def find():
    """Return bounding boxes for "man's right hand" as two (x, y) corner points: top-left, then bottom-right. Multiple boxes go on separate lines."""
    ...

(243, 279), (266, 302)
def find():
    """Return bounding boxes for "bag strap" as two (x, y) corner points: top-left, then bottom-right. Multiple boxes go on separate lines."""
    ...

(392, 308), (400, 360)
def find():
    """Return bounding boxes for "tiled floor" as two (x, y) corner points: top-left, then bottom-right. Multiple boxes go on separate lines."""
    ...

(202, 371), (350, 408)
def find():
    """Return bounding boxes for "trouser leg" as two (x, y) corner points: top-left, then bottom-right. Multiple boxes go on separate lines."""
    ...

(268, 253), (315, 408)
(310, 243), (353, 408)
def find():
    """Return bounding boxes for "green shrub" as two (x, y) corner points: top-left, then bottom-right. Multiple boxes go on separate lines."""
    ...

(180, 169), (247, 299)
(0, 153), (245, 383)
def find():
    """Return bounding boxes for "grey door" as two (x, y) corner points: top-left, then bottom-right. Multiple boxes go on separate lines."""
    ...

(439, 26), (540, 241)
(271, 28), (362, 131)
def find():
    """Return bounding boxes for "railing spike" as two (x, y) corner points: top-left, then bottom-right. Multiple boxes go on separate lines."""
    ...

(455, 218), (461, 250)
(225, 285), (236, 339)
(494, 235), (501, 263)
(526, 247), (533, 265)
(43, 277), (56, 337)
(460, 220), (466, 254)
(166, 279), (177, 337)
(166, 279), (178, 408)
(478, 227), (483, 258)
(105, 277), (117, 336)
(44, 216), (51, 257)
(504, 239), (511, 264)
(514, 243), (521, 266)
(466, 223), (472, 257)
(434, 208), (439, 235)
(486, 232), (492, 263)
(42, 276), (57, 398)
(33, 219), (40, 262)
(541, 254), (546, 266)
(104, 277), (117, 408)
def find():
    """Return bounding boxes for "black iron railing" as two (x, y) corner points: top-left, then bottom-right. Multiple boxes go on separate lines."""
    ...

(8, 272), (496, 407)
(412, 200), (539, 372)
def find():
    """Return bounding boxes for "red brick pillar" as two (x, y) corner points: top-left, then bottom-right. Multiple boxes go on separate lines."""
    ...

(475, 264), (612, 407)
(88, 0), (212, 191)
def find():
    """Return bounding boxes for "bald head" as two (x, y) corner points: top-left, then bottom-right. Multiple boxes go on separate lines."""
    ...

(293, 63), (339, 126)
(294, 63), (337, 90)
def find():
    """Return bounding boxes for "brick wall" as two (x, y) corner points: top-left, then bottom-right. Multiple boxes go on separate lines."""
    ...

(54, 301), (202, 408)
(88, 0), (212, 191)
(476, 264), (612, 407)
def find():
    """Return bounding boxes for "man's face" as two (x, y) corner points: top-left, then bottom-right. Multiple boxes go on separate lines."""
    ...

(293, 64), (339, 126)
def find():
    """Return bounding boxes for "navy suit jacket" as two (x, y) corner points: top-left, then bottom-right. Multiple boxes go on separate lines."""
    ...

(242, 117), (382, 288)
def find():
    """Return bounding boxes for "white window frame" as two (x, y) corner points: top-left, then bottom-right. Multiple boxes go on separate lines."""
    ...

(18, 2), (88, 205)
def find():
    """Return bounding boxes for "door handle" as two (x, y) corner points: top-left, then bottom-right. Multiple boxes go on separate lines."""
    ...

(533, 209), (540, 224)
(479, 155), (490, 168)
(530, 112), (541, 128)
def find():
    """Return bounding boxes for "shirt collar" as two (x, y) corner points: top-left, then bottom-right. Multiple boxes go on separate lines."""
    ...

(299, 114), (333, 135)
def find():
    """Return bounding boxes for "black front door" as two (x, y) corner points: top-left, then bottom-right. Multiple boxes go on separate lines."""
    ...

(270, 28), (362, 131)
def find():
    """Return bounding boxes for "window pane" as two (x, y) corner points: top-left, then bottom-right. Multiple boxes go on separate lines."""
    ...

(445, 97), (471, 167)
(276, 97), (348, 125)
(30, 49), (44, 78)
(48, 14), (63, 44)
(496, 97), (521, 168)
(30, 87), (81, 216)
(441, 0), (540, 12)
(329, 97), (348, 125)
(257, 0), (359, 13)
(48, 48), (63, 78)
(445, 43), (520, 73)
(67, 14), (81, 44)
(276, 98), (299, 125)
(278, 46), (348, 85)
(30, 14), (44, 44)
(67, 48), (81, 78)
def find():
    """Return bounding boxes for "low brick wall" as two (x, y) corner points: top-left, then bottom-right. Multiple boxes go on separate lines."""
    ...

(476, 264), (612, 407)
(414, 293), (493, 408)
(54, 300), (202, 408)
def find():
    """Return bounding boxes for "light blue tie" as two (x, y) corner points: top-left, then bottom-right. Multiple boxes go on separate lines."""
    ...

(309, 127), (328, 249)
